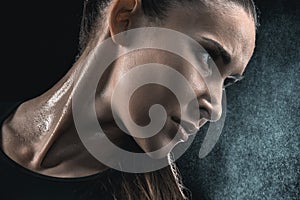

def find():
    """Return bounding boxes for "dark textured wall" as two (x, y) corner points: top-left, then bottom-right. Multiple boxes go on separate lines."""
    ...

(177, 1), (300, 199)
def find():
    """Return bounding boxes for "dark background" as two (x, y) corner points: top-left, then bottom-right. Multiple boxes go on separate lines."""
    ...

(1, 0), (299, 200)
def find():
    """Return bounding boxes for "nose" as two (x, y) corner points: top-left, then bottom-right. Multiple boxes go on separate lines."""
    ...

(185, 91), (222, 124)
(196, 80), (223, 122)
(183, 59), (224, 122)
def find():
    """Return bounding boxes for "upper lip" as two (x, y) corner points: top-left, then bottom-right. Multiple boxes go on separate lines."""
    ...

(171, 116), (200, 135)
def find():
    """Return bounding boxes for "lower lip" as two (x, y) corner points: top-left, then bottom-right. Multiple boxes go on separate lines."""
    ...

(172, 121), (189, 142)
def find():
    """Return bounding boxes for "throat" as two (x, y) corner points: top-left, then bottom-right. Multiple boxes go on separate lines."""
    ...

(1, 75), (107, 178)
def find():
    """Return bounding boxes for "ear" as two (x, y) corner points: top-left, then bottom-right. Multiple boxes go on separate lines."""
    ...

(108, 0), (142, 45)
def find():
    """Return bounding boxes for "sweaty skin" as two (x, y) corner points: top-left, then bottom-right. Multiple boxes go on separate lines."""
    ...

(0, 2), (255, 178)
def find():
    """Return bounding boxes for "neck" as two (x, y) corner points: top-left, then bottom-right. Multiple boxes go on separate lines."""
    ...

(1, 42), (122, 178)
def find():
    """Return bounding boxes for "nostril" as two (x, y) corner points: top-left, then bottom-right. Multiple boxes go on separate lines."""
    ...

(198, 98), (222, 121)
(199, 106), (211, 120)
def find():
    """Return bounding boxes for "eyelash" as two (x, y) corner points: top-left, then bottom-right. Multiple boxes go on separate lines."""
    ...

(199, 49), (244, 89)
(198, 48), (220, 71)
(205, 48), (221, 61)
(223, 76), (245, 88)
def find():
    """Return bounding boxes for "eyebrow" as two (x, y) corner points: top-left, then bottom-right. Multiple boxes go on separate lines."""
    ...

(201, 37), (232, 65)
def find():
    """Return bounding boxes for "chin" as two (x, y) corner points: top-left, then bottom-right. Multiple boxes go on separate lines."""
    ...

(128, 117), (188, 159)
(145, 139), (185, 159)
(142, 139), (178, 159)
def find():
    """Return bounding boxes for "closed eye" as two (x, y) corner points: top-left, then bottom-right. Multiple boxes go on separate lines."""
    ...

(201, 37), (232, 65)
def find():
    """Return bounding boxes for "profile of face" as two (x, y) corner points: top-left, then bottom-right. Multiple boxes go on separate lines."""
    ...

(95, 0), (256, 158)
(0, 0), (257, 179)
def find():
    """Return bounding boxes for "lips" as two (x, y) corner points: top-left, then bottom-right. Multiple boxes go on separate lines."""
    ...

(173, 122), (189, 142)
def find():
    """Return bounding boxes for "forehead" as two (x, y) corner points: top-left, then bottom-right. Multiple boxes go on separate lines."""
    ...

(161, 3), (256, 69)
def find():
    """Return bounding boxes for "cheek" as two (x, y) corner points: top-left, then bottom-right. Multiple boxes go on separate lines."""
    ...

(125, 84), (182, 154)
(156, 52), (209, 92)
(116, 51), (206, 153)
(129, 84), (180, 126)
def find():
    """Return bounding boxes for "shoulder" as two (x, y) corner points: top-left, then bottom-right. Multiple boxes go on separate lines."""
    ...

(0, 101), (34, 169)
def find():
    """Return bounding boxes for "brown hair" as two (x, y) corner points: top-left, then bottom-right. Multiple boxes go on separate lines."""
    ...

(110, 158), (190, 200)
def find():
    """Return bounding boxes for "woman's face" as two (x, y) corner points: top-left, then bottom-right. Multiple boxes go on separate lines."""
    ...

(107, 3), (256, 157)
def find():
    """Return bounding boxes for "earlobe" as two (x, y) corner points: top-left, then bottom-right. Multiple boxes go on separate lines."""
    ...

(108, 0), (142, 46)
